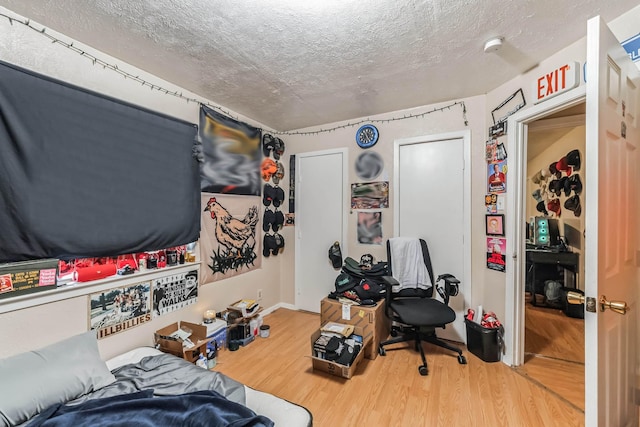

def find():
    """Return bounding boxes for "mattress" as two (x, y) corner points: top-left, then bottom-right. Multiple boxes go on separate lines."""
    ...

(104, 347), (312, 427)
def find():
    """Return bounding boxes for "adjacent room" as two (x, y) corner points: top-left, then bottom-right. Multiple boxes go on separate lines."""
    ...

(1, 1), (639, 426)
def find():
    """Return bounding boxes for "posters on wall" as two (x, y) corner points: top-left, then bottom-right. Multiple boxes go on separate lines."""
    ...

(486, 237), (506, 272)
(152, 270), (198, 317)
(199, 105), (262, 196)
(486, 120), (508, 272)
(89, 282), (152, 339)
(351, 181), (389, 209)
(200, 193), (261, 284)
(357, 211), (383, 245)
(487, 160), (507, 194)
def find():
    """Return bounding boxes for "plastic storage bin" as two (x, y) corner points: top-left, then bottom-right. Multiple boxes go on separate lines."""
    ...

(465, 319), (503, 362)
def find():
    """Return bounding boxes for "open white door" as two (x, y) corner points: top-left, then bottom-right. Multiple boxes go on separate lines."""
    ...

(584, 16), (640, 427)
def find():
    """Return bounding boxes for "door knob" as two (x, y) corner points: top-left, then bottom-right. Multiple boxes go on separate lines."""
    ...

(599, 295), (628, 315)
(566, 291), (584, 305)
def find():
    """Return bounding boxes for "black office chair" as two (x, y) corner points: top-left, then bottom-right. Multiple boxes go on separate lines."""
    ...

(378, 237), (466, 376)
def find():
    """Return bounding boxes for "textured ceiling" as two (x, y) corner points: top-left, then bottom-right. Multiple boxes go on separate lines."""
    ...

(0, 0), (637, 131)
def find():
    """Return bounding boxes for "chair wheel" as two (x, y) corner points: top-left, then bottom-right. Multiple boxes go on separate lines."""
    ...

(458, 355), (467, 365)
(418, 365), (428, 376)
(379, 346), (386, 356)
(390, 329), (398, 337)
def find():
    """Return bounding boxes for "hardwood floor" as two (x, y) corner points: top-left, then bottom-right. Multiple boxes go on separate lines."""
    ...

(520, 295), (585, 411)
(214, 308), (584, 427)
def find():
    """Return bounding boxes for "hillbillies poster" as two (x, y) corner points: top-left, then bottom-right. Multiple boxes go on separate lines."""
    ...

(89, 282), (152, 339)
(486, 237), (506, 273)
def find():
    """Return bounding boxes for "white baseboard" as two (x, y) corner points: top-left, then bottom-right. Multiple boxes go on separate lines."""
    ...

(260, 302), (298, 316)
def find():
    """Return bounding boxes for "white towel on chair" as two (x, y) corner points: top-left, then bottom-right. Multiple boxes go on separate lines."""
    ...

(389, 237), (432, 292)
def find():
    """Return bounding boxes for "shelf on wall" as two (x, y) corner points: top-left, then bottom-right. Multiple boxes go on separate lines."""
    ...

(0, 262), (201, 315)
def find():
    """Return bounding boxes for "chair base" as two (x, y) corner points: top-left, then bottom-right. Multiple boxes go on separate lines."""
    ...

(379, 326), (467, 376)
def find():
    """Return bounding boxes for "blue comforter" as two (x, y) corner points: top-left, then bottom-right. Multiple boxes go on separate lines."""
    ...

(29, 389), (274, 427)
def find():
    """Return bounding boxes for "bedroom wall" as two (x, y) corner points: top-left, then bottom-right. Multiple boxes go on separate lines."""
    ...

(0, 7), (284, 360)
(279, 95), (488, 311)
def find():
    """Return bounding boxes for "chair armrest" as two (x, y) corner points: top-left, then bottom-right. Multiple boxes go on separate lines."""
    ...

(380, 276), (398, 317)
(381, 275), (399, 288)
(436, 274), (460, 305)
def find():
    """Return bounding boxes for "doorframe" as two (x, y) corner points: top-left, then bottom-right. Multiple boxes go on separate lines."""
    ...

(393, 130), (472, 330)
(294, 147), (349, 310)
(504, 86), (586, 366)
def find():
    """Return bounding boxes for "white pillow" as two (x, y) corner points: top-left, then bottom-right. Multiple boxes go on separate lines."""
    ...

(0, 331), (116, 426)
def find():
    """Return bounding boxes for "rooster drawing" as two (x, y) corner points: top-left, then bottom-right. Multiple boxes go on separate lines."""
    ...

(204, 197), (259, 257)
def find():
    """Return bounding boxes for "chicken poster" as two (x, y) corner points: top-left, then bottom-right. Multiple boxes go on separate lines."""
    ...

(199, 106), (262, 196)
(200, 193), (261, 284)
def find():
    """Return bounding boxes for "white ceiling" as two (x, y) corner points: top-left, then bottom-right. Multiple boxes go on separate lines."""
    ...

(0, 0), (637, 131)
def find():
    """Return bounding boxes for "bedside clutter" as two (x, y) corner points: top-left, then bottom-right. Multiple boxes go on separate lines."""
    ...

(320, 297), (389, 360)
(310, 322), (371, 379)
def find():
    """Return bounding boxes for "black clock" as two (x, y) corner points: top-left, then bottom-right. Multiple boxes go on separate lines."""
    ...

(355, 124), (379, 148)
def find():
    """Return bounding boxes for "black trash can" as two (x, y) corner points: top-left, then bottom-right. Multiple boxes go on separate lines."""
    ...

(465, 319), (504, 362)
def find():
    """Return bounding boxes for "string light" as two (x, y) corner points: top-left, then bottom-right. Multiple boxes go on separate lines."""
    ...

(1, 12), (468, 136)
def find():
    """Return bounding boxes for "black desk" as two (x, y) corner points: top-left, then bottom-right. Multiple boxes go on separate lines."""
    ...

(526, 249), (579, 306)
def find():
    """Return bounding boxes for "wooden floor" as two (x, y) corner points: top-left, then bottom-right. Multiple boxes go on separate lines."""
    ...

(214, 308), (584, 427)
(520, 295), (585, 411)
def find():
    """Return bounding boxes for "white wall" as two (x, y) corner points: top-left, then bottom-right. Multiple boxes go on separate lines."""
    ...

(281, 95), (487, 311)
(0, 7), (284, 360)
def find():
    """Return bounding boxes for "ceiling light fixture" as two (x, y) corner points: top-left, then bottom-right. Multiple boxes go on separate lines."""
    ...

(483, 37), (504, 53)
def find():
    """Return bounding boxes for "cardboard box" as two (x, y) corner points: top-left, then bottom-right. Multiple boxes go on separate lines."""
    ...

(310, 325), (371, 379)
(154, 321), (209, 363)
(0, 259), (58, 300)
(320, 297), (390, 359)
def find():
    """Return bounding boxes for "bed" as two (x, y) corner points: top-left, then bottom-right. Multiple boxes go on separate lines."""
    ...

(0, 332), (312, 427)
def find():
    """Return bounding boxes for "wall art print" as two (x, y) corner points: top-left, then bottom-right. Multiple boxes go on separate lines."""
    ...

(200, 193), (261, 284)
(199, 105), (262, 196)
(151, 270), (198, 317)
(351, 181), (389, 209)
(357, 211), (383, 245)
(89, 281), (152, 339)
(486, 237), (506, 273)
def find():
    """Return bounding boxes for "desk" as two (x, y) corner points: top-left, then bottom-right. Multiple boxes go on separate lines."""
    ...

(526, 250), (579, 306)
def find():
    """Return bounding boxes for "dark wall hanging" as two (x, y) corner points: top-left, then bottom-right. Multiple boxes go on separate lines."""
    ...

(0, 60), (200, 263)
(199, 105), (261, 195)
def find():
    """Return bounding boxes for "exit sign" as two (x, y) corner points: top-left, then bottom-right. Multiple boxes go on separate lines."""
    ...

(622, 33), (640, 63)
(533, 61), (580, 104)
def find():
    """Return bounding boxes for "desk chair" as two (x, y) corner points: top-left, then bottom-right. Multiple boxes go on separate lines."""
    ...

(379, 237), (466, 375)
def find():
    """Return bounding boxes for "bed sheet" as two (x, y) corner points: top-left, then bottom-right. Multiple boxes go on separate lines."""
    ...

(102, 347), (312, 427)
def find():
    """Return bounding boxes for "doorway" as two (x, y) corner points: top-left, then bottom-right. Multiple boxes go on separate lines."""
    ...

(520, 103), (586, 410)
(295, 148), (348, 313)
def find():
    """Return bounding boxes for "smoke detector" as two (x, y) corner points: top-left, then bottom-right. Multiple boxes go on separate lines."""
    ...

(484, 37), (503, 53)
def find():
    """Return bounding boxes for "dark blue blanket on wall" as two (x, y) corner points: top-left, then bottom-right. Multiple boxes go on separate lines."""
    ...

(0, 60), (200, 262)
(29, 390), (274, 427)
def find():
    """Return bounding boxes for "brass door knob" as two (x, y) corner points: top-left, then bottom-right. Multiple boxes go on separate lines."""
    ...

(599, 295), (629, 315)
(566, 291), (585, 305)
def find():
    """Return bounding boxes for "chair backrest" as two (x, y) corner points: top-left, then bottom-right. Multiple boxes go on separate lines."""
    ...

(387, 238), (434, 298)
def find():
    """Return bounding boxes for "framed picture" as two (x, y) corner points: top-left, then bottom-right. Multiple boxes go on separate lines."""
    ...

(485, 214), (505, 236)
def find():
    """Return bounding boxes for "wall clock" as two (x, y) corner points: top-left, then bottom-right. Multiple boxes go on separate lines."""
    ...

(355, 124), (379, 148)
